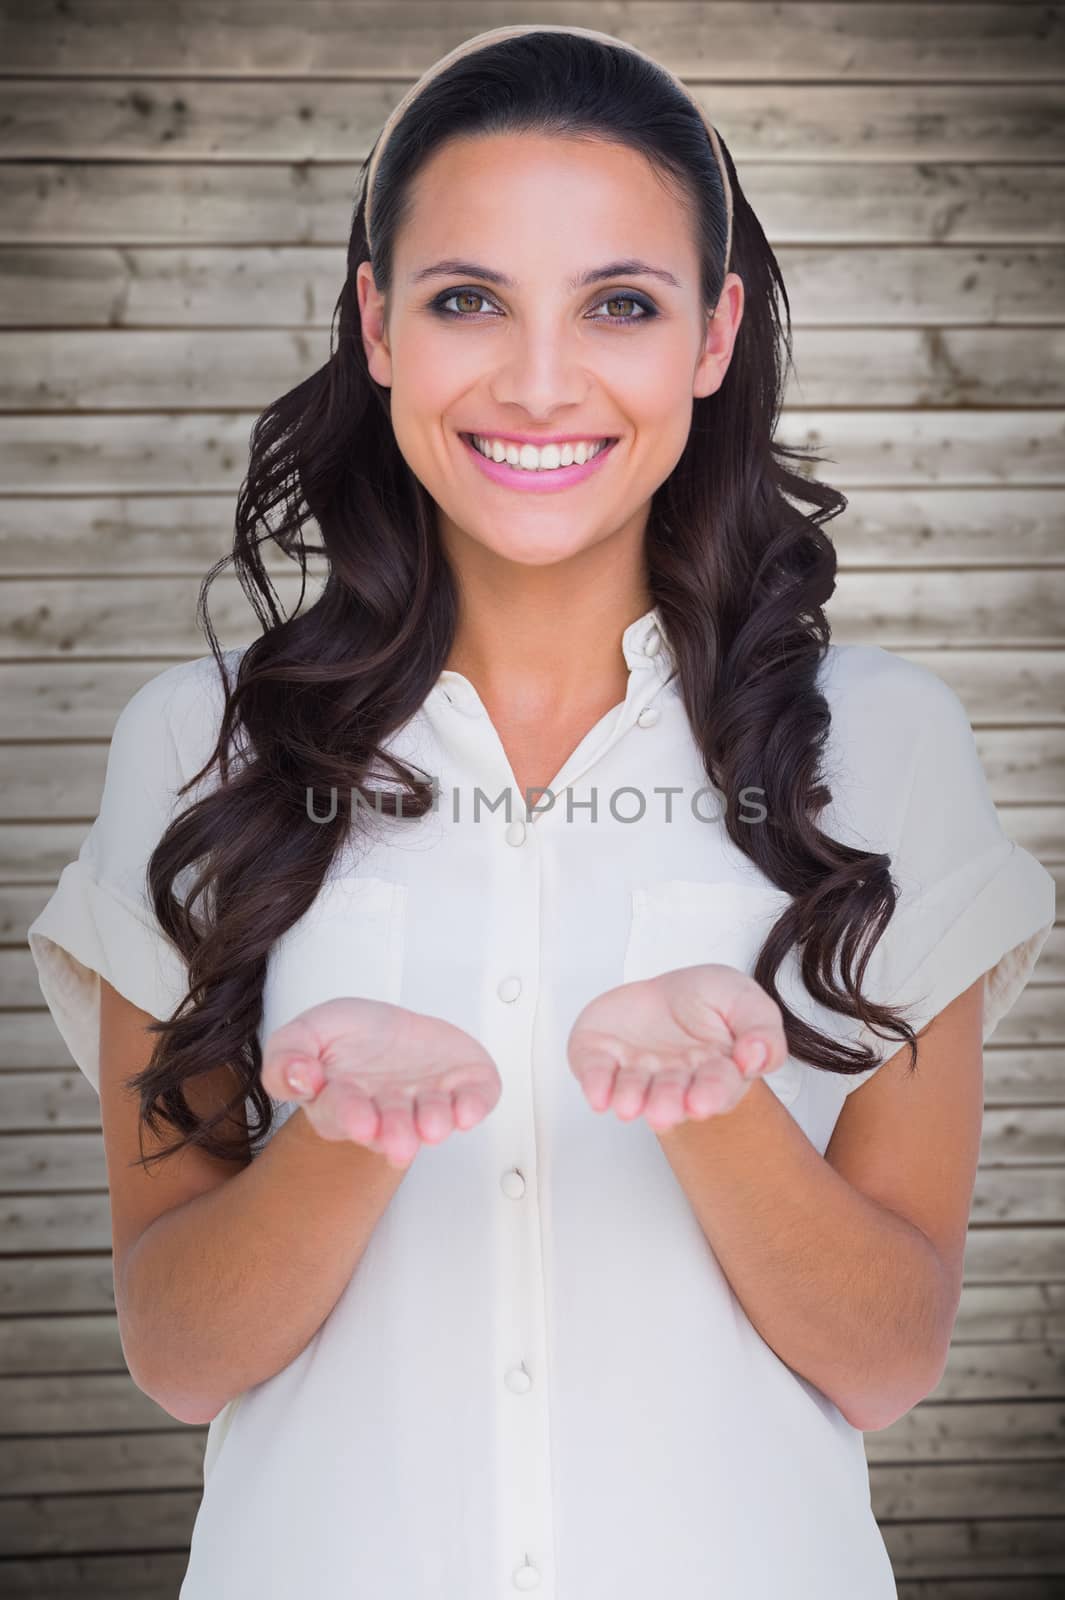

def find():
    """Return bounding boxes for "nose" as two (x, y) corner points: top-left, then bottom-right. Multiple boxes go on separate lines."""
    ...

(488, 318), (591, 420)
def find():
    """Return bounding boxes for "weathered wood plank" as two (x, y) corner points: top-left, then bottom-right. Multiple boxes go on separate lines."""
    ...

(895, 1585), (1065, 1600)
(0, 1464), (1059, 1557)
(4, 1262), (1061, 1335)
(869, 1399), (1065, 1464)
(0, 1312), (124, 1372)
(4, 1199), (1059, 1272)
(0, 1255), (116, 1316)
(0, 1431), (207, 1495)
(871, 1460), (1065, 1521)
(0, 571), (1062, 661)
(0, 1552), (191, 1598)
(2, 1129), (1063, 1231)
(2, 78), (1064, 162)
(1, 490), (1063, 578)
(984, 1047), (1065, 1104)
(1, 3), (1059, 81)
(3, 247), (1064, 331)
(0, 1562), (1040, 1600)
(0, 1489), (198, 1556)
(3, 1071), (1063, 1159)
(0, 649), (1060, 747)
(886, 1516), (1065, 1579)
(3, 1399), (1065, 1496)
(2, 411), (1061, 493)
(3, 163), (1063, 247)
(6, 327), (1065, 411)
(0, 496), (303, 576)
(0, 1373), (176, 1434)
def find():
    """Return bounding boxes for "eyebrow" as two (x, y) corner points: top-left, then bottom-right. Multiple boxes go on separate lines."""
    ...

(408, 257), (682, 291)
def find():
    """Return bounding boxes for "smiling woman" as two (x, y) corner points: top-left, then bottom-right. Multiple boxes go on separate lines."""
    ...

(26, 21), (1055, 1600)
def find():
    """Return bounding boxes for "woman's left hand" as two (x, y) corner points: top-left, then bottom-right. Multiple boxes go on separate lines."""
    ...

(567, 964), (789, 1130)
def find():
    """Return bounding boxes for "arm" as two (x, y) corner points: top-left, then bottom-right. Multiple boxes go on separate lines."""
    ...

(122, 1103), (408, 1425)
(101, 979), (408, 1426)
(653, 977), (984, 1431)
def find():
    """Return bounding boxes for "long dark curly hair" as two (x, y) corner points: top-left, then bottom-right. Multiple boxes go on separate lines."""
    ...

(129, 30), (920, 1171)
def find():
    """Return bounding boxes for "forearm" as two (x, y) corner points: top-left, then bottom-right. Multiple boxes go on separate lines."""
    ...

(120, 1107), (409, 1423)
(655, 1078), (950, 1429)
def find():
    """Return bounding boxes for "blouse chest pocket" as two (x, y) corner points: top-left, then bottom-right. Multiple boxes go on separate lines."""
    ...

(261, 873), (407, 1045)
(622, 877), (804, 1107)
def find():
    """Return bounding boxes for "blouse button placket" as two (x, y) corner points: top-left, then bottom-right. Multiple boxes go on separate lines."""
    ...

(478, 785), (555, 1593)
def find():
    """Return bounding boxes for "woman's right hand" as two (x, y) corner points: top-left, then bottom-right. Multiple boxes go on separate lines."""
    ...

(260, 998), (502, 1169)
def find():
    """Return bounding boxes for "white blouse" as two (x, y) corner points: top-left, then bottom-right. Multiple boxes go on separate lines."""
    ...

(28, 606), (1056, 1600)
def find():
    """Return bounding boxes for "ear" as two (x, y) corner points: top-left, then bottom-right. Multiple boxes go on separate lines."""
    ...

(356, 261), (393, 388)
(693, 272), (744, 401)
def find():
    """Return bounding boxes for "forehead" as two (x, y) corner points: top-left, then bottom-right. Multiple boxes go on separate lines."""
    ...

(395, 131), (695, 268)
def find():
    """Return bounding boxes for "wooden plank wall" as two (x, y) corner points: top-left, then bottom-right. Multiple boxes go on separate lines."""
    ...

(1, 2), (1062, 1594)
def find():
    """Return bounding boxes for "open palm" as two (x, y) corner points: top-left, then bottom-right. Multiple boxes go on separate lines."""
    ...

(261, 997), (502, 1168)
(567, 963), (789, 1130)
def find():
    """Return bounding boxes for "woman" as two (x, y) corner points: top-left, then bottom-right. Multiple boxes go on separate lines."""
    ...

(28, 24), (1056, 1600)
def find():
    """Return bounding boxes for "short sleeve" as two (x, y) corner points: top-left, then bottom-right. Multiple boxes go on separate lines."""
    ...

(26, 655), (231, 1097)
(832, 655), (1057, 1088)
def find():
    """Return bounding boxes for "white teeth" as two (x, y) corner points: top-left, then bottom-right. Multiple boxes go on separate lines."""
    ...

(470, 435), (611, 471)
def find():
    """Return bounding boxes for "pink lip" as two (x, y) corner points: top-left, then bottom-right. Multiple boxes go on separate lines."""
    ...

(460, 433), (618, 493)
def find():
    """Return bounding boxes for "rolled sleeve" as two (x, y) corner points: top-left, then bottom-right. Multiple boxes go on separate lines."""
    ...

(26, 656), (227, 1097)
(832, 656), (1057, 1088)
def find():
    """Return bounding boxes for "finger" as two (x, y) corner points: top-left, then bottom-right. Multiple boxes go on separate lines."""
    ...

(734, 1030), (787, 1079)
(685, 1062), (734, 1117)
(376, 1099), (421, 1167)
(640, 1063), (690, 1130)
(261, 1013), (326, 1102)
(308, 1080), (380, 1144)
(570, 1047), (620, 1113)
(413, 1089), (456, 1144)
(611, 1055), (655, 1120)
(453, 1083), (494, 1129)
(715, 982), (788, 1077)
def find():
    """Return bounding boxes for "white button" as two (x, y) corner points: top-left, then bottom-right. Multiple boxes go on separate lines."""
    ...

(500, 1168), (526, 1199)
(513, 1562), (540, 1590)
(505, 819), (527, 847)
(636, 705), (660, 727)
(644, 627), (661, 657)
(497, 975), (522, 1003)
(505, 1363), (533, 1394)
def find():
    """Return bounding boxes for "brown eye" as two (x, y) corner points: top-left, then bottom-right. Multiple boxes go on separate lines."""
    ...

(434, 290), (496, 318)
(589, 294), (657, 325)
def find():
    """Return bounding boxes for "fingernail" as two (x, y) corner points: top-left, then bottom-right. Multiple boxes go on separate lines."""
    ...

(286, 1060), (314, 1096)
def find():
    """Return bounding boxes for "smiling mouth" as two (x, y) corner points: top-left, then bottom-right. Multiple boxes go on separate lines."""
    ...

(460, 433), (619, 472)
